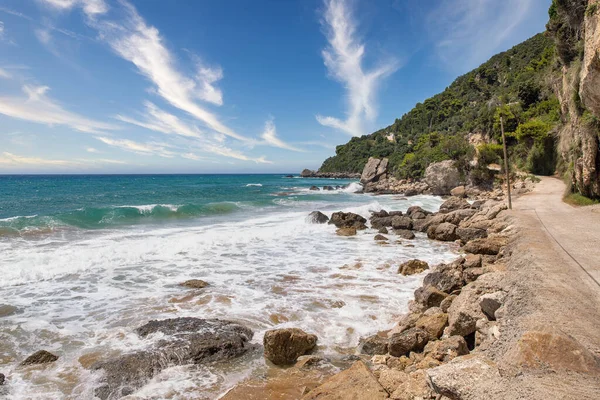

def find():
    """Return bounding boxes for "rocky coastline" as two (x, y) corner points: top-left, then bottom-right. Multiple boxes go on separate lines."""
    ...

(299, 169), (361, 179)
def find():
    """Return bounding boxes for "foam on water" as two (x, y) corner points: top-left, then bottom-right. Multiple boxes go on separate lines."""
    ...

(0, 193), (456, 398)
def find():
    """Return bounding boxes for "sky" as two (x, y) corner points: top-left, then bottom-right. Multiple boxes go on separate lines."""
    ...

(0, 0), (552, 174)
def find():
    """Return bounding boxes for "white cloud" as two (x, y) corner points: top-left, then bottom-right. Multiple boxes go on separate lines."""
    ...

(96, 136), (176, 158)
(86, 147), (99, 153)
(427, 0), (534, 71)
(88, 1), (247, 141)
(0, 85), (118, 133)
(317, 0), (399, 136)
(0, 68), (11, 79)
(35, 28), (52, 44)
(0, 21), (4, 39)
(0, 152), (75, 166)
(260, 118), (303, 152)
(38, 0), (108, 17)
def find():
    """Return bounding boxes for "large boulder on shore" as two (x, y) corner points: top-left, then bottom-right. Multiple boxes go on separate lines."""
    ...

(329, 212), (367, 230)
(398, 259), (429, 276)
(264, 328), (317, 366)
(92, 318), (254, 399)
(389, 327), (430, 357)
(427, 222), (459, 242)
(425, 160), (462, 195)
(439, 197), (471, 214)
(359, 334), (389, 355)
(302, 360), (388, 400)
(307, 211), (329, 224)
(360, 157), (389, 184)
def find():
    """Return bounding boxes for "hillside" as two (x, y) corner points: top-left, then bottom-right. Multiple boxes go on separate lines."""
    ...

(319, 33), (558, 179)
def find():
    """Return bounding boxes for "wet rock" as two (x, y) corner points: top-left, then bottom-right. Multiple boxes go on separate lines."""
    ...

(427, 354), (501, 399)
(389, 328), (430, 357)
(415, 312), (448, 339)
(309, 186), (319, 191)
(336, 227), (357, 236)
(425, 160), (461, 195)
(370, 216), (393, 230)
(450, 186), (466, 198)
(295, 355), (326, 370)
(391, 215), (413, 230)
(463, 237), (507, 255)
(0, 373), (5, 385)
(360, 334), (389, 355)
(406, 206), (430, 219)
(21, 350), (58, 366)
(423, 271), (462, 294)
(394, 229), (415, 240)
(302, 360), (388, 400)
(371, 210), (389, 218)
(439, 197), (471, 213)
(378, 227), (389, 234)
(427, 222), (458, 242)
(456, 227), (487, 243)
(374, 234), (388, 242)
(329, 212), (367, 230)
(180, 279), (209, 289)
(264, 328), (317, 366)
(398, 259), (429, 276)
(307, 211), (329, 224)
(479, 291), (506, 320)
(323, 186), (334, 191)
(415, 286), (448, 308)
(411, 215), (434, 233)
(423, 335), (469, 362)
(93, 318), (253, 399)
(0, 304), (18, 318)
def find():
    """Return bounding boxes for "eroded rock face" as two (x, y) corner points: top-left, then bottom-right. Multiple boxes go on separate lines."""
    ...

(580, 8), (600, 120)
(425, 160), (462, 195)
(93, 318), (254, 399)
(302, 360), (388, 400)
(360, 157), (389, 184)
(307, 211), (329, 224)
(398, 259), (429, 276)
(21, 350), (58, 366)
(264, 328), (317, 366)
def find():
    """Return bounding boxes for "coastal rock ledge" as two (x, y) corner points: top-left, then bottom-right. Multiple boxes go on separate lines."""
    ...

(92, 318), (254, 400)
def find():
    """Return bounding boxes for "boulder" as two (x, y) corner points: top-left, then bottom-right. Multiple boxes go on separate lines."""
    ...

(0, 373), (4, 386)
(370, 216), (393, 230)
(329, 212), (367, 230)
(388, 313), (422, 337)
(180, 279), (209, 289)
(479, 291), (506, 320)
(450, 186), (466, 198)
(21, 350), (58, 366)
(0, 304), (18, 318)
(323, 185), (334, 191)
(374, 234), (388, 242)
(427, 222), (458, 242)
(391, 216), (413, 230)
(336, 227), (357, 236)
(378, 227), (389, 234)
(398, 259), (429, 276)
(309, 186), (319, 191)
(415, 286), (448, 308)
(423, 335), (469, 362)
(415, 312), (448, 339)
(307, 211), (329, 224)
(360, 334), (389, 355)
(462, 254), (482, 269)
(93, 318), (253, 399)
(424, 160), (461, 195)
(411, 215), (434, 233)
(264, 328), (317, 366)
(302, 360), (388, 400)
(423, 271), (462, 294)
(360, 157), (389, 184)
(301, 169), (315, 177)
(389, 328), (430, 357)
(406, 206), (430, 219)
(426, 354), (501, 399)
(439, 295), (456, 313)
(463, 237), (507, 255)
(462, 267), (484, 284)
(390, 370), (433, 400)
(377, 368), (408, 394)
(456, 227), (487, 243)
(394, 230), (415, 240)
(439, 197), (470, 213)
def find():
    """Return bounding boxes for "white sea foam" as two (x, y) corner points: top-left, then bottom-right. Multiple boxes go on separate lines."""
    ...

(116, 204), (180, 212)
(245, 183), (263, 187)
(0, 214), (38, 222)
(0, 194), (454, 398)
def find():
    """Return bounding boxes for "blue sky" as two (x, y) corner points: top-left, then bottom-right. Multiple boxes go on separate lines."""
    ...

(0, 0), (551, 174)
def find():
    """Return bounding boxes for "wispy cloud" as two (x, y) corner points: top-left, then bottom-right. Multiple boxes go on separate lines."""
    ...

(95, 137), (176, 158)
(427, 0), (535, 71)
(86, 147), (99, 153)
(260, 118), (303, 152)
(38, 0), (108, 18)
(317, 0), (399, 137)
(0, 85), (118, 133)
(87, 1), (247, 142)
(0, 68), (11, 79)
(0, 152), (75, 166)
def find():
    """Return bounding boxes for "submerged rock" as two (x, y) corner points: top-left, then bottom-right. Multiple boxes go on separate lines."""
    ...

(374, 234), (388, 242)
(395, 229), (416, 240)
(264, 328), (317, 366)
(307, 211), (329, 224)
(93, 318), (254, 400)
(21, 350), (58, 366)
(179, 279), (209, 289)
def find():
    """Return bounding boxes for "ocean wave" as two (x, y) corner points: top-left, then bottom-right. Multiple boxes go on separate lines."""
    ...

(0, 202), (246, 234)
(245, 183), (263, 187)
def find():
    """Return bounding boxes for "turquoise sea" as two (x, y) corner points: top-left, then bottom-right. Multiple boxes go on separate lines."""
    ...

(0, 174), (456, 398)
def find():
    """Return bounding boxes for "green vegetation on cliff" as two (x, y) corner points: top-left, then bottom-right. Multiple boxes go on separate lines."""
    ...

(319, 33), (561, 180)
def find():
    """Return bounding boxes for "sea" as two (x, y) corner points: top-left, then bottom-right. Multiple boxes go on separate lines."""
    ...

(0, 174), (457, 398)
